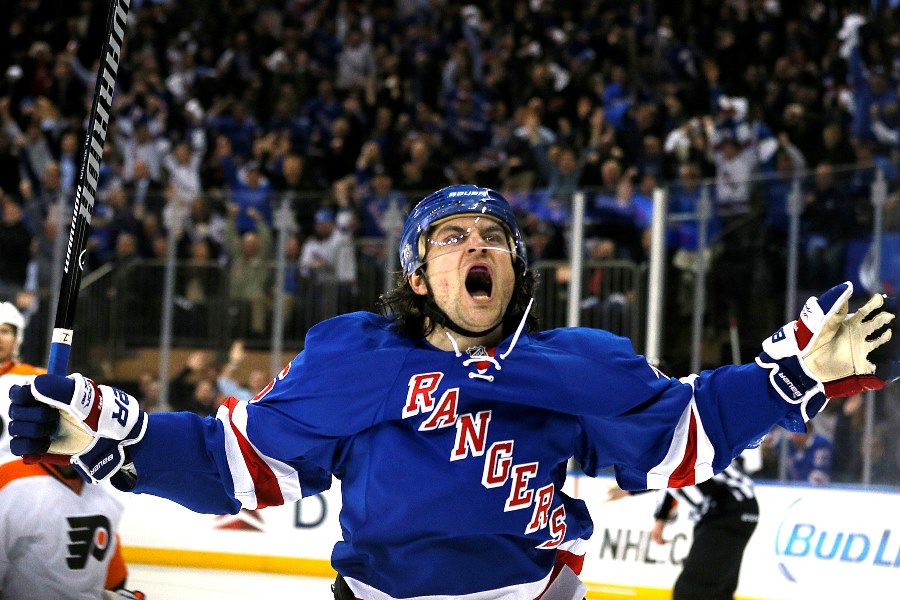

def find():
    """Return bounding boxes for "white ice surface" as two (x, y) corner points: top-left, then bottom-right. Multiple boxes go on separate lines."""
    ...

(126, 564), (335, 599)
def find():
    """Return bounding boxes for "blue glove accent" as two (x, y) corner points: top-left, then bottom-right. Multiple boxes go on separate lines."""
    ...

(7, 418), (57, 439)
(757, 352), (821, 403)
(814, 283), (850, 315)
(8, 384), (59, 456)
(72, 430), (141, 484)
(804, 394), (828, 419)
(30, 375), (77, 409)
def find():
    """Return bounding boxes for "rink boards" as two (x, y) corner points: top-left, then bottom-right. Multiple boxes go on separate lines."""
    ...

(112, 476), (900, 600)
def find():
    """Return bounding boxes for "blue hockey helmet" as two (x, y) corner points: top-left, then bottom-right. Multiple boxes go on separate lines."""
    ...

(399, 184), (527, 277)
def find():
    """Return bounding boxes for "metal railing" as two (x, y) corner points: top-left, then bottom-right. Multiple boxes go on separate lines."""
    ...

(16, 162), (900, 488)
(63, 252), (647, 365)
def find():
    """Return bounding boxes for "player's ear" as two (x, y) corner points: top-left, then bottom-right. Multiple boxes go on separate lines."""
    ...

(408, 272), (428, 296)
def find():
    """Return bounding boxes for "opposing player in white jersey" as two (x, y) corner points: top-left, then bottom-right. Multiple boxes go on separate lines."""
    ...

(6, 184), (900, 599)
(0, 458), (137, 599)
(0, 302), (45, 464)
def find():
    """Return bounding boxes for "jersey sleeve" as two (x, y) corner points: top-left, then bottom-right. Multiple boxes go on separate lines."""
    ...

(129, 313), (408, 513)
(128, 411), (242, 514)
(525, 329), (796, 491)
(234, 313), (411, 501)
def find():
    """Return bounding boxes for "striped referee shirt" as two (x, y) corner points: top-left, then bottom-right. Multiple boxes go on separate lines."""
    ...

(653, 460), (757, 523)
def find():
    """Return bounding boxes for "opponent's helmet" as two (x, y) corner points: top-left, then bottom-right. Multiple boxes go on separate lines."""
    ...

(399, 184), (527, 277)
(0, 302), (25, 352)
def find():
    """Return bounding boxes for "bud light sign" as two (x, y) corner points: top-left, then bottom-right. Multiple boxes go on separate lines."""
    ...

(774, 495), (900, 589)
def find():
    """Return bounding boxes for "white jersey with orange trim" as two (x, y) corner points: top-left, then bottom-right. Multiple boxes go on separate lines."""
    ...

(0, 460), (127, 599)
(0, 362), (47, 465)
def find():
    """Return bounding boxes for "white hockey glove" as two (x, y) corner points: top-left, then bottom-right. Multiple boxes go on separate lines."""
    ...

(8, 373), (147, 484)
(757, 282), (899, 423)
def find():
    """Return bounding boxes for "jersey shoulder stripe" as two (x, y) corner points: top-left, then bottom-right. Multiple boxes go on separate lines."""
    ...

(10, 364), (47, 376)
(0, 459), (47, 491)
(0, 362), (47, 376)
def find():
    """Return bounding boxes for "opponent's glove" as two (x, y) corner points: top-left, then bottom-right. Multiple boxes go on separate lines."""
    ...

(8, 373), (147, 484)
(757, 282), (899, 423)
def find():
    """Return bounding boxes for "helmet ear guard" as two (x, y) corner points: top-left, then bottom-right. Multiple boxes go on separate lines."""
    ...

(399, 185), (527, 279)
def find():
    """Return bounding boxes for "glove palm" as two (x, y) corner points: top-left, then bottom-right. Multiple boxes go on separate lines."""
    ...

(803, 292), (896, 396)
(758, 282), (899, 423)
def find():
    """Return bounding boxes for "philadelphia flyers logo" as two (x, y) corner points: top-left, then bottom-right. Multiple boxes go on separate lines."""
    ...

(65, 515), (112, 569)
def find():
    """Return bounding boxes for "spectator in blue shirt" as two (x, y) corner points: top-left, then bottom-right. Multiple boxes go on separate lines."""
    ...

(219, 147), (274, 234)
(358, 171), (407, 239)
(786, 423), (834, 485)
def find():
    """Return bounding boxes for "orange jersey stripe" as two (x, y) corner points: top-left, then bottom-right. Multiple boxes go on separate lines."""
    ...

(0, 361), (47, 376)
(0, 460), (84, 494)
(105, 534), (129, 590)
(0, 459), (47, 491)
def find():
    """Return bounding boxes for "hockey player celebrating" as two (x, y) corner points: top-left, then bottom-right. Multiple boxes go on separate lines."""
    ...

(6, 184), (900, 599)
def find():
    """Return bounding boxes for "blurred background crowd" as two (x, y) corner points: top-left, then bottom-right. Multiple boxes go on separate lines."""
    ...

(1, 0), (899, 485)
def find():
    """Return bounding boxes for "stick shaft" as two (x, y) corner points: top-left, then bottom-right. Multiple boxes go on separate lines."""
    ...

(48, 0), (132, 376)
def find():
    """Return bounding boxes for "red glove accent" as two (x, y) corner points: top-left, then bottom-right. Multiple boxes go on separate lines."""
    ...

(23, 453), (71, 465)
(823, 375), (886, 398)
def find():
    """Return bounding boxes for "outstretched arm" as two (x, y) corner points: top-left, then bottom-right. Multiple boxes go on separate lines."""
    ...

(571, 283), (898, 490)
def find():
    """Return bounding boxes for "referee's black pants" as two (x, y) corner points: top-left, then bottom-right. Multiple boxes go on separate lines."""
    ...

(673, 499), (759, 600)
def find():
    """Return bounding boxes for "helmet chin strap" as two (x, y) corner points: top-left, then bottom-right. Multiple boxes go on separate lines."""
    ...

(419, 271), (503, 339)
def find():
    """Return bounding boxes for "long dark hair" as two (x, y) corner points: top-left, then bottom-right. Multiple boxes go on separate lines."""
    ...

(377, 267), (539, 339)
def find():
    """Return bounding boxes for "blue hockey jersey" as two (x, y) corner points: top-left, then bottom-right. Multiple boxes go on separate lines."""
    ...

(128, 311), (798, 599)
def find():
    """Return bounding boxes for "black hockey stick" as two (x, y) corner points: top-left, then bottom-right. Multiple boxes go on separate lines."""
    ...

(49, 0), (131, 375)
(46, 0), (132, 455)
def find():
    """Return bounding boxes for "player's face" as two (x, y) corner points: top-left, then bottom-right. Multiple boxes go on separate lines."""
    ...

(410, 214), (517, 344)
(0, 323), (16, 363)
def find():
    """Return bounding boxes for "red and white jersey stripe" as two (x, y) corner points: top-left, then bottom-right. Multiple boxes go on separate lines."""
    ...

(217, 397), (302, 509)
(646, 375), (715, 489)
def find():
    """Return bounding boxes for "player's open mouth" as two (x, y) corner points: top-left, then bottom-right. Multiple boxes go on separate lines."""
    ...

(465, 265), (493, 301)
